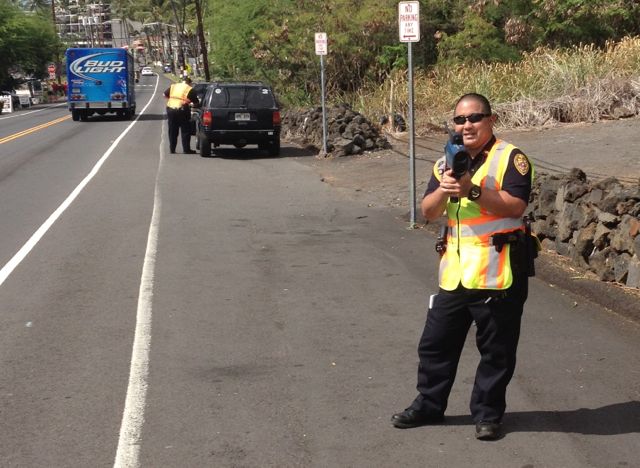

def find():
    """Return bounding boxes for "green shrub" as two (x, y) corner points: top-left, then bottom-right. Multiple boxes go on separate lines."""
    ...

(437, 12), (521, 65)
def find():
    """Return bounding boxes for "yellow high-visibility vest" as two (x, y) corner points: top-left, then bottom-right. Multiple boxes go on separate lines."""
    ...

(166, 82), (192, 109)
(435, 139), (534, 290)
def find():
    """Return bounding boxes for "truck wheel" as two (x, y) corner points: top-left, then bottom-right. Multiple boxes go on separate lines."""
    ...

(199, 135), (211, 157)
(80, 111), (88, 122)
(71, 110), (80, 121)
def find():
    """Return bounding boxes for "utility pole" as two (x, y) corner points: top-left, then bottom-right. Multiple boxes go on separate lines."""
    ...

(51, 0), (62, 83)
(168, 0), (186, 71)
(194, 0), (210, 81)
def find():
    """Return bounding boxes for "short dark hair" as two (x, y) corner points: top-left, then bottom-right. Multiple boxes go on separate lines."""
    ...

(455, 93), (492, 115)
(184, 76), (192, 84)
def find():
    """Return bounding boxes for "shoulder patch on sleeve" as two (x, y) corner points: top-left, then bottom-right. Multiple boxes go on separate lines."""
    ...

(435, 157), (446, 181)
(514, 153), (530, 176)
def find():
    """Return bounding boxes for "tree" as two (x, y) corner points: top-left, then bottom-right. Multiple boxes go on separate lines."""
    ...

(209, 0), (401, 102)
(437, 10), (521, 64)
(0, 0), (61, 89)
(528, 0), (640, 47)
(202, 0), (640, 104)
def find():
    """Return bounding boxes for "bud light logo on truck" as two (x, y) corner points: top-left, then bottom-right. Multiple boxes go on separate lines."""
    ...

(70, 52), (126, 83)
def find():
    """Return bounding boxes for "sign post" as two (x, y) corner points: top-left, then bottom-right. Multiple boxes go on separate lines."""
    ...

(399, 1), (420, 227)
(48, 63), (56, 80)
(315, 32), (329, 155)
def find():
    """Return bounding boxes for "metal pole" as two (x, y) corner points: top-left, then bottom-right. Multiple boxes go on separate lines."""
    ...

(408, 41), (417, 227)
(320, 54), (328, 155)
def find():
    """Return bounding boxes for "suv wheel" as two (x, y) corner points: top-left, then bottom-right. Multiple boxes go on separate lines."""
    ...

(199, 135), (211, 157)
(270, 138), (281, 156)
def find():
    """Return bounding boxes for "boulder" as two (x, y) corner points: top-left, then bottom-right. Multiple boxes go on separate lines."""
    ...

(588, 247), (615, 281)
(610, 215), (638, 252)
(529, 170), (640, 288)
(572, 222), (597, 261)
(596, 209), (619, 227)
(282, 104), (389, 156)
(613, 252), (631, 284)
(593, 222), (611, 249)
(626, 255), (640, 288)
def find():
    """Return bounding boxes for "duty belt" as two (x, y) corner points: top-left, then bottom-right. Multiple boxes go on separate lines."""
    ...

(490, 230), (524, 252)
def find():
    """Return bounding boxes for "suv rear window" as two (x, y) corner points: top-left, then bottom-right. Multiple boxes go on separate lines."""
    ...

(209, 86), (276, 108)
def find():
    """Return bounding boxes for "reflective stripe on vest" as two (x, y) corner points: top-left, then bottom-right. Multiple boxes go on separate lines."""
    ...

(438, 139), (530, 290)
(167, 82), (191, 109)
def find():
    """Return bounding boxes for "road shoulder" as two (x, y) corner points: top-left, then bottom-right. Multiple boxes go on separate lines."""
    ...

(293, 143), (640, 324)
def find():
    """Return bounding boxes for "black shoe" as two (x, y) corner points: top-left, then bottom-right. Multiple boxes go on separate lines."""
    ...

(169, 149), (176, 154)
(184, 149), (196, 154)
(391, 409), (444, 429)
(475, 421), (501, 440)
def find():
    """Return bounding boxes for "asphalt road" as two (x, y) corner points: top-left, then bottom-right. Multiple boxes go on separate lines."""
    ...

(0, 74), (638, 467)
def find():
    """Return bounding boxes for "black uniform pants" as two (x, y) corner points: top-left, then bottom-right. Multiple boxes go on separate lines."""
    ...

(166, 107), (192, 152)
(409, 273), (528, 423)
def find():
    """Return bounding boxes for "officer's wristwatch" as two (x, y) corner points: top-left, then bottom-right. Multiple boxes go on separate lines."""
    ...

(468, 184), (482, 201)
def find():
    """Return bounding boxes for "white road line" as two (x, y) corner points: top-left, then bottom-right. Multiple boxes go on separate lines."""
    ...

(0, 83), (159, 288)
(113, 87), (165, 468)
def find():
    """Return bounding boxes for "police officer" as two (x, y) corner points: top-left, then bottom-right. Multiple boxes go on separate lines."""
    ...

(391, 93), (534, 441)
(164, 76), (199, 154)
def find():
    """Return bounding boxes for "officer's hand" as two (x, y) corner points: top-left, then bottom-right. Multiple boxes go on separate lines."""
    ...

(457, 172), (474, 198)
(440, 169), (465, 198)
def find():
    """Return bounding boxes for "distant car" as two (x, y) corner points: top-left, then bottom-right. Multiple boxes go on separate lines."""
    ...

(195, 81), (281, 157)
(163, 65), (172, 73)
(141, 67), (154, 76)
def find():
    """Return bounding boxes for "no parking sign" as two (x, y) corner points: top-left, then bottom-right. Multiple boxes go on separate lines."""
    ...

(398, 1), (420, 43)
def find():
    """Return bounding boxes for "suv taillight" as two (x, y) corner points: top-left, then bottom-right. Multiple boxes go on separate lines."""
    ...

(203, 110), (212, 127)
(272, 111), (281, 126)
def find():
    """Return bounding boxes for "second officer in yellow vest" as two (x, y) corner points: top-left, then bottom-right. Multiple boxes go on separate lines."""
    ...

(392, 93), (534, 441)
(164, 76), (200, 154)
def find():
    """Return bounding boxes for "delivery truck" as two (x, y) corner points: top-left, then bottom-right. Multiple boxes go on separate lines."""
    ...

(65, 47), (136, 121)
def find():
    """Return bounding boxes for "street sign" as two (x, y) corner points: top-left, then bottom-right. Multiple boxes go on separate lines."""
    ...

(399, 1), (420, 226)
(315, 32), (329, 154)
(398, 1), (420, 43)
(315, 32), (328, 56)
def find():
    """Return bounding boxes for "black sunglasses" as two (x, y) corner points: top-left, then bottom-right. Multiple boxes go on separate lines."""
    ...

(453, 113), (491, 125)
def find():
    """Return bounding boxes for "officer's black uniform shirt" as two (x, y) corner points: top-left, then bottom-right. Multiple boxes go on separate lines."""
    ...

(423, 136), (532, 202)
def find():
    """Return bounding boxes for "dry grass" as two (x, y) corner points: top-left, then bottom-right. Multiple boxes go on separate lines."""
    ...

(348, 36), (640, 134)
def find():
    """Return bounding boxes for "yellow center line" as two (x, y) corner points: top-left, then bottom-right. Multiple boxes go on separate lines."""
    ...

(0, 115), (72, 145)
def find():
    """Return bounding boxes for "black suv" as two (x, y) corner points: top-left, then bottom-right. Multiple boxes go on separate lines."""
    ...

(195, 82), (281, 157)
